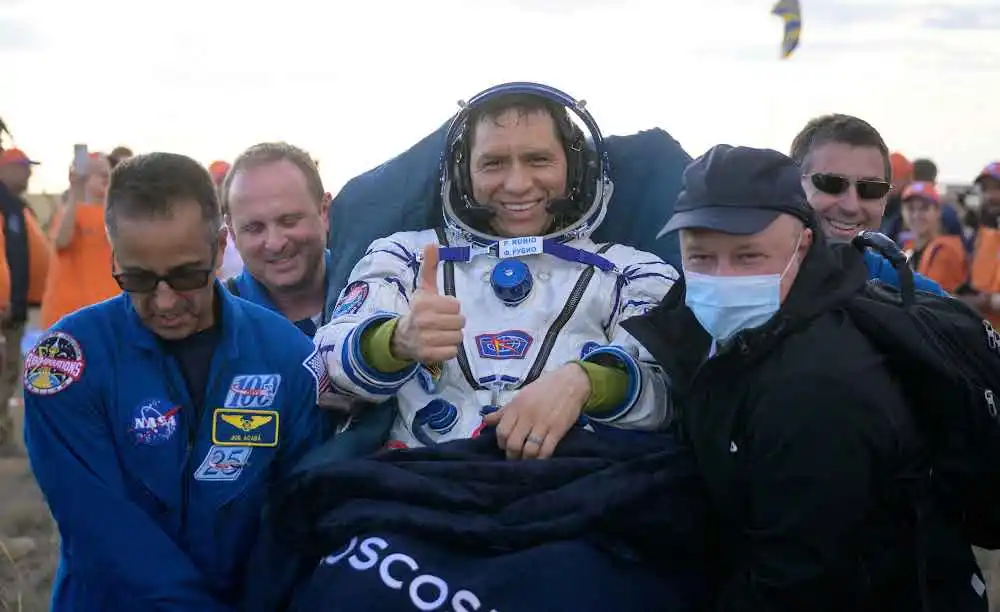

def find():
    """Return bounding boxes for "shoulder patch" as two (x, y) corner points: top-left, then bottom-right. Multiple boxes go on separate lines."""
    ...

(332, 281), (369, 318)
(23, 331), (86, 395)
(303, 347), (331, 403)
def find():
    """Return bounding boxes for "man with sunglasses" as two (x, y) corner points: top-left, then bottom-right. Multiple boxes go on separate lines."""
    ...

(790, 114), (946, 295)
(21, 153), (331, 612)
(624, 144), (985, 611)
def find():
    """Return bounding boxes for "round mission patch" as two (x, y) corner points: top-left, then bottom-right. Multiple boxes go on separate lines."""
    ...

(23, 331), (86, 395)
(333, 281), (370, 318)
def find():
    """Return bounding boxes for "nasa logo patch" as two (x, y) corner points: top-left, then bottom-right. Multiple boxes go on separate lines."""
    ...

(23, 331), (86, 396)
(332, 281), (369, 318)
(193, 445), (253, 482)
(224, 374), (281, 409)
(128, 398), (181, 446)
(475, 330), (533, 360)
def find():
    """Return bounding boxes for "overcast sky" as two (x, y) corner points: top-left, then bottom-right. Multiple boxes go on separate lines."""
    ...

(3, 0), (997, 193)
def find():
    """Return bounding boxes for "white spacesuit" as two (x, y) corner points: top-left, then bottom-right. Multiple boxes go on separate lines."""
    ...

(315, 82), (679, 448)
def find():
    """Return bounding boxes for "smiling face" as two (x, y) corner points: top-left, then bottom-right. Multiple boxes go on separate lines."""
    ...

(226, 159), (329, 294)
(800, 142), (888, 243)
(468, 108), (568, 238)
(901, 196), (940, 239)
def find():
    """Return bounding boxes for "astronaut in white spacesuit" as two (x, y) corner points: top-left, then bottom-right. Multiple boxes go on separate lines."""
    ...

(315, 82), (680, 459)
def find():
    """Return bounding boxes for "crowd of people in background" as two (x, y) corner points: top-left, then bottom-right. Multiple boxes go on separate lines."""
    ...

(4, 143), (999, 383)
(0, 148), (259, 447)
(2, 91), (1000, 612)
(881, 153), (1000, 309)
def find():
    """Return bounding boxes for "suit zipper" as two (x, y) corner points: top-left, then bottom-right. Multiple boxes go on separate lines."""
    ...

(180, 413), (196, 536)
(167, 357), (224, 537)
(520, 245), (614, 387)
(160, 360), (196, 536)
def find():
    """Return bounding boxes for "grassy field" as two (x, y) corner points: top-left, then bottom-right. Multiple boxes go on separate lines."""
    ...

(0, 308), (57, 611)
(0, 443), (57, 612)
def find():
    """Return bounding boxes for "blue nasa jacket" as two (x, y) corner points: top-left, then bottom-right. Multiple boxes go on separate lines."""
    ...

(22, 284), (329, 611)
(224, 248), (396, 459)
(226, 249), (334, 337)
(863, 249), (946, 296)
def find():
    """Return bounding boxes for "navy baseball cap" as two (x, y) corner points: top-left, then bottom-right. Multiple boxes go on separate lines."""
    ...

(658, 144), (814, 237)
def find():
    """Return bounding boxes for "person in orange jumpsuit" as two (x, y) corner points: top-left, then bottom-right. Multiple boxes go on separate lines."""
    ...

(39, 153), (120, 329)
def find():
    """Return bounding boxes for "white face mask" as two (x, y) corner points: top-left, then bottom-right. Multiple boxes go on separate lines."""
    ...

(684, 233), (803, 343)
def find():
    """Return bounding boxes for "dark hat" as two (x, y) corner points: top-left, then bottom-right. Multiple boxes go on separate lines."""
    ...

(658, 144), (814, 237)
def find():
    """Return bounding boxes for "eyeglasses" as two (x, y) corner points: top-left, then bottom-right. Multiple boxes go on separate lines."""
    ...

(113, 268), (215, 293)
(807, 173), (891, 200)
(111, 251), (218, 293)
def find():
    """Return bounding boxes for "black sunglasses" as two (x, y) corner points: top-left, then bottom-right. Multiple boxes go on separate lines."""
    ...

(807, 173), (891, 200)
(111, 252), (217, 293)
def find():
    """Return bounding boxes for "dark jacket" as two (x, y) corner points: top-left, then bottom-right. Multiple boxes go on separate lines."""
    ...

(623, 240), (986, 612)
(0, 182), (46, 321)
(244, 429), (711, 612)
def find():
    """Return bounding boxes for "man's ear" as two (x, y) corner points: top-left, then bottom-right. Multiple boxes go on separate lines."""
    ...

(215, 226), (228, 271)
(800, 227), (814, 254)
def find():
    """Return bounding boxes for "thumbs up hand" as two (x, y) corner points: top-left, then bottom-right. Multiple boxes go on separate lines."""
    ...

(390, 244), (466, 363)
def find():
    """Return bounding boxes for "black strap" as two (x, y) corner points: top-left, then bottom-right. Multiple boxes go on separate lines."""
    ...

(851, 231), (915, 307)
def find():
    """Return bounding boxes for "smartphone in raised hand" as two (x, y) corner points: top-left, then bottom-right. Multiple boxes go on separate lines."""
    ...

(72, 143), (89, 176)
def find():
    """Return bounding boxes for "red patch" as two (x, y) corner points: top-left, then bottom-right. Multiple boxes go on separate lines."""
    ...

(384, 440), (408, 450)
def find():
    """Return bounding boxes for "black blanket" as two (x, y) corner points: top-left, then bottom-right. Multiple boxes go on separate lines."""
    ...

(246, 428), (711, 612)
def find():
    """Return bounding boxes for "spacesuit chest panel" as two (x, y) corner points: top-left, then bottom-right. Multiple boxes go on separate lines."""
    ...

(442, 244), (615, 393)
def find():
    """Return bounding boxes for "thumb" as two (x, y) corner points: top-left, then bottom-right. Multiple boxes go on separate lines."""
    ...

(483, 409), (502, 426)
(418, 243), (440, 293)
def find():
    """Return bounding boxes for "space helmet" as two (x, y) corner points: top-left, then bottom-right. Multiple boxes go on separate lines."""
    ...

(439, 82), (613, 247)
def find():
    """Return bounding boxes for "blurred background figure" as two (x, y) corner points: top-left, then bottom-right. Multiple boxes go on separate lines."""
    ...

(880, 151), (913, 243)
(900, 181), (968, 293)
(107, 146), (134, 169)
(912, 157), (938, 183)
(209, 159), (244, 279)
(39, 152), (119, 330)
(0, 147), (47, 450)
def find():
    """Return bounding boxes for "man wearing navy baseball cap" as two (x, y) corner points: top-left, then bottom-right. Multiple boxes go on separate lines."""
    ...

(656, 144), (817, 341)
(624, 144), (985, 610)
